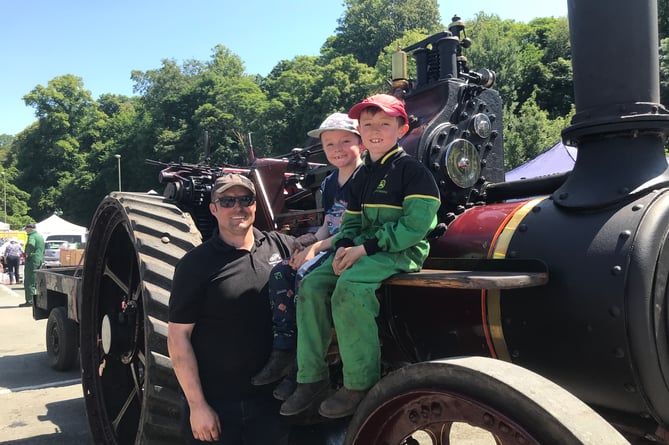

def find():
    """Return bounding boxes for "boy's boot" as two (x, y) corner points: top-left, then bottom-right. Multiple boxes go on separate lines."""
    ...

(280, 380), (330, 416)
(273, 373), (297, 401)
(318, 387), (369, 419)
(273, 360), (297, 401)
(251, 349), (295, 386)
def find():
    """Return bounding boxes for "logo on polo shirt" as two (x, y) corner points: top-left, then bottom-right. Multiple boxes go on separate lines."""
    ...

(269, 252), (283, 266)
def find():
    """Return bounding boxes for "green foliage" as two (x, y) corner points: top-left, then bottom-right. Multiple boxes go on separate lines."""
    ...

(0, 134), (14, 149)
(0, 167), (30, 229)
(323, 0), (442, 66)
(14, 75), (104, 224)
(661, 38), (669, 107)
(503, 95), (574, 170)
(261, 55), (380, 155)
(8, 0), (655, 226)
(376, 29), (432, 81)
(660, 0), (669, 40)
(466, 13), (526, 106)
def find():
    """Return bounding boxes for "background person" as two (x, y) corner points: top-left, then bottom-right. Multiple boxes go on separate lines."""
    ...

(4, 237), (23, 285)
(21, 224), (44, 307)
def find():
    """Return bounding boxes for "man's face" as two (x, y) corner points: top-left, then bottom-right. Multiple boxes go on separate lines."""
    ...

(209, 185), (256, 238)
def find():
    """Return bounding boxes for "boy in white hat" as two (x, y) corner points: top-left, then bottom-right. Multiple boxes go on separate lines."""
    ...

(251, 112), (363, 400)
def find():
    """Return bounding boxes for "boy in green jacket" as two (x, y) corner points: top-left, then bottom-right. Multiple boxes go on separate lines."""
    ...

(281, 94), (441, 419)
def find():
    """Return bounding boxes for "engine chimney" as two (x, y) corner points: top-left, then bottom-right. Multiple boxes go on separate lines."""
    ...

(556, 0), (669, 208)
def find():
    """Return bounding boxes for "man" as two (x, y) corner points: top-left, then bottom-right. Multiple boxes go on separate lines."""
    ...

(168, 173), (297, 444)
(21, 224), (44, 307)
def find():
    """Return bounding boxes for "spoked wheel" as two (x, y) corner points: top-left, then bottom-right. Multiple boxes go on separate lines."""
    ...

(345, 357), (630, 445)
(80, 192), (201, 444)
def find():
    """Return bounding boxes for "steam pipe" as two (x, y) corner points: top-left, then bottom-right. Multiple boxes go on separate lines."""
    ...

(484, 173), (569, 203)
(437, 36), (459, 80)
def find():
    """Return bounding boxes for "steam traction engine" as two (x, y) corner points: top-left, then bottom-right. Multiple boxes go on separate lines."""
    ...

(77, 0), (669, 443)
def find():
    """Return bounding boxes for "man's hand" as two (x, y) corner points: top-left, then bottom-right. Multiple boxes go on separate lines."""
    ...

(332, 245), (366, 275)
(168, 322), (220, 442)
(189, 401), (221, 442)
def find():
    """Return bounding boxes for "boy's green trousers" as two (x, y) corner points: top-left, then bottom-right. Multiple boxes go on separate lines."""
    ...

(296, 251), (410, 390)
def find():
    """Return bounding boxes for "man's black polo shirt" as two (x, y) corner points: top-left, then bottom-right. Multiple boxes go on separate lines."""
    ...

(169, 228), (295, 400)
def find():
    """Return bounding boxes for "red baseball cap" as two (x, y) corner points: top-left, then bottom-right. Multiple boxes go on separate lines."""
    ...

(348, 94), (408, 125)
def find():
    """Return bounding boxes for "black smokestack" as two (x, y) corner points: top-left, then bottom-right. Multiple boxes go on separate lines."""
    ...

(556, 0), (669, 209)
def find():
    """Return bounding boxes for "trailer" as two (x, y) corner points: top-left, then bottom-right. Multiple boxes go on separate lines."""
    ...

(34, 266), (82, 371)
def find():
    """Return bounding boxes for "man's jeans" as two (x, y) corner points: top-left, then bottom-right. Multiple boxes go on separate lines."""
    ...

(190, 396), (289, 445)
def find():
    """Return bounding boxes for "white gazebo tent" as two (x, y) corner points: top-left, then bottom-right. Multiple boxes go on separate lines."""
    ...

(35, 214), (87, 240)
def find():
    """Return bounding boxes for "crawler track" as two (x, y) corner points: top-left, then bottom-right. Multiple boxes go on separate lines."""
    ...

(80, 192), (201, 444)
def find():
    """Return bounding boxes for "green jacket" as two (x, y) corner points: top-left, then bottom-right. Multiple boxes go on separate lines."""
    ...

(25, 230), (45, 267)
(333, 146), (441, 271)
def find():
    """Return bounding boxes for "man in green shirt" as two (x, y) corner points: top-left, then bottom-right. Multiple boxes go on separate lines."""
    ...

(20, 223), (44, 307)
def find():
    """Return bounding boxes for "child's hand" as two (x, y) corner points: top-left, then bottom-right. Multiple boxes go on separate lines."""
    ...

(289, 244), (318, 270)
(332, 245), (366, 275)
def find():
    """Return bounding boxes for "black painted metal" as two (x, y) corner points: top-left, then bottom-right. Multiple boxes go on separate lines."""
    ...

(556, 0), (669, 209)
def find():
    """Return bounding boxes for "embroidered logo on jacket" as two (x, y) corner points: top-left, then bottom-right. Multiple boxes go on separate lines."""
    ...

(375, 179), (388, 194)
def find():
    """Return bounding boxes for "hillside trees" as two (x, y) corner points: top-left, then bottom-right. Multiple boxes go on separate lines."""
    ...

(464, 14), (572, 162)
(660, 0), (668, 40)
(662, 38), (669, 107)
(261, 54), (382, 155)
(15, 75), (107, 225)
(130, 46), (278, 168)
(322, 0), (442, 66)
(3, 0), (629, 227)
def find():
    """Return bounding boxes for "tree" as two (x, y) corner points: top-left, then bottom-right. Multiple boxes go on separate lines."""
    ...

(524, 17), (573, 118)
(261, 56), (326, 153)
(660, 38), (669, 107)
(16, 75), (104, 224)
(503, 94), (573, 170)
(323, 0), (442, 67)
(261, 54), (380, 155)
(129, 46), (270, 167)
(0, 134), (14, 149)
(375, 29), (433, 82)
(659, 0), (669, 40)
(465, 14), (526, 107)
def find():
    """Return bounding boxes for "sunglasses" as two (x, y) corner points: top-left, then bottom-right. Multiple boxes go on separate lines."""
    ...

(216, 195), (256, 208)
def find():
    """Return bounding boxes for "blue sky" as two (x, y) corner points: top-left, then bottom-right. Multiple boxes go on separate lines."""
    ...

(1, 0), (567, 135)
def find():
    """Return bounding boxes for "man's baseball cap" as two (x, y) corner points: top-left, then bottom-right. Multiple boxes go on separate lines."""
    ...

(307, 112), (360, 139)
(25, 223), (36, 229)
(348, 94), (408, 125)
(211, 174), (255, 201)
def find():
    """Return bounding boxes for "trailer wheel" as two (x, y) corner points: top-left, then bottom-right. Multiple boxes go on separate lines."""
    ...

(345, 357), (630, 445)
(46, 306), (78, 371)
(79, 193), (201, 445)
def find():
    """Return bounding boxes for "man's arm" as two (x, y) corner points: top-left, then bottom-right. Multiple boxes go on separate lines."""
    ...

(168, 322), (221, 442)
